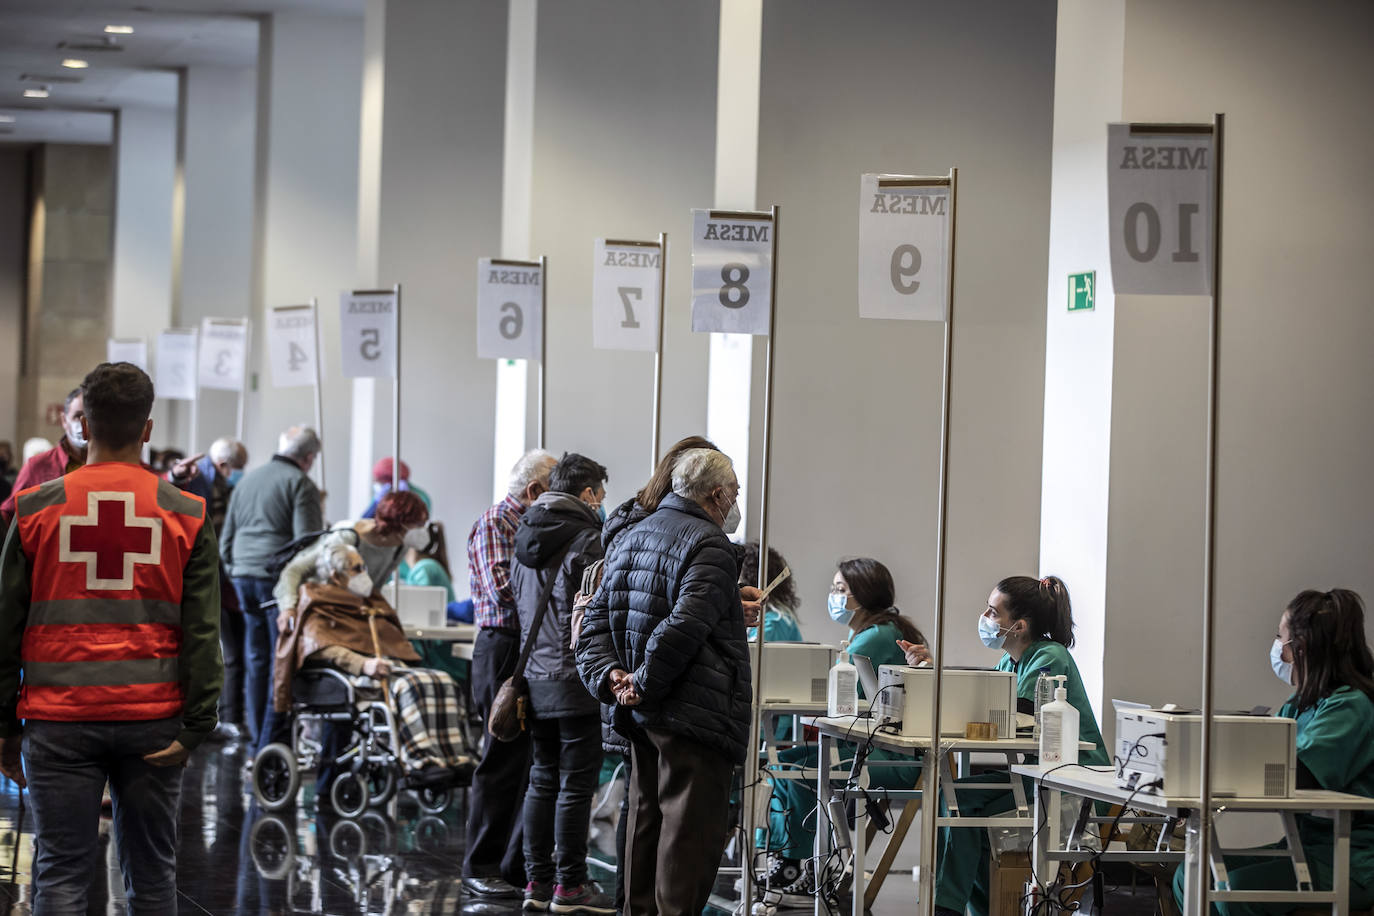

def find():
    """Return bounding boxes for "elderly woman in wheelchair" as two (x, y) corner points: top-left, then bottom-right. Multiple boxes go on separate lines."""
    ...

(252, 538), (474, 816)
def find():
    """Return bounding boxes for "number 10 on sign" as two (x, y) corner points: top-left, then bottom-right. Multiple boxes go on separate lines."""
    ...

(858, 173), (952, 321)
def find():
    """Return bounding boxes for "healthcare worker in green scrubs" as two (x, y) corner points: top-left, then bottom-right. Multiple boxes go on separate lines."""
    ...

(931, 575), (1108, 916)
(1172, 588), (1374, 914)
(754, 557), (927, 908)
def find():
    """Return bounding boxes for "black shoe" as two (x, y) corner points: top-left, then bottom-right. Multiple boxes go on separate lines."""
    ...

(212, 721), (244, 742)
(463, 876), (524, 900)
(934, 908), (964, 916)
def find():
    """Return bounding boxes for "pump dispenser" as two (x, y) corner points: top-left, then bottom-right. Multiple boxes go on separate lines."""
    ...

(1038, 675), (1078, 765)
(828, 648), (858, 718)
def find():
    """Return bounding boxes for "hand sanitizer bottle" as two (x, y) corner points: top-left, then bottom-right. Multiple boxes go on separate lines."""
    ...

(828, 651), (858, 718)
(1038, 676), (1078, 765)
(1034, 667), (1054, 739)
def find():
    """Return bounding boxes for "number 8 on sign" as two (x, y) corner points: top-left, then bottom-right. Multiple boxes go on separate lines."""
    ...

(858, 174), (950, 322)
(477, 258), (542, 360)
(690, 210), (772, 335)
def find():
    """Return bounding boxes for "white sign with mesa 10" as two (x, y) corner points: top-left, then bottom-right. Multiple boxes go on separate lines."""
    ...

(1107, 123), (1214, 296)
(268, 304), (319, 388)
(592, 239), (661, 352)
(858, 174), (951, 321)
(155, 329), (198, 401)
(197, 318), (249, 391)
(690, 209), (773, 335)
(476, 258), (542, 360)
(339, 289), (398, 378)
(106, 338), (148, 372)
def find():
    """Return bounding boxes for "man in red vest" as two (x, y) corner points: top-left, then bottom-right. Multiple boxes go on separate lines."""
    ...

(0, 362), (223, 915)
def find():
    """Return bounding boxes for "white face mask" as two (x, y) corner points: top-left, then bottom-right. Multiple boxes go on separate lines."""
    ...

(978, 614), (1010, 650)
(1271, 637), (1294, 686)
(721, 499), (741, 535)
(403, 526), (431, 551)
(347, 571), (374, 597)
(66, 420), (87, 449)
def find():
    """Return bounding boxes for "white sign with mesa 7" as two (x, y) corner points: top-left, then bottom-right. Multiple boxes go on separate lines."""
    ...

(858, 173), (951, 321)
(339, 289), (398, 378)
(197, 318), (249, 392)
(690, 209), (773, 335)
(476, 258), (543, 361)
(268, 304), (320, 388)
(592, 239), (661, 352)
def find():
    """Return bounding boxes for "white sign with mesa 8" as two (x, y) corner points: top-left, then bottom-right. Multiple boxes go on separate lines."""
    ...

(690, 209), (773, 336)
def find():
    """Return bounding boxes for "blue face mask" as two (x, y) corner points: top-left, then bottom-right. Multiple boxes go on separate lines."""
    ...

(827, 592), (853, 626)
(227, 468), (244, 487)
(596, 504), (606, 523)
(1271, 638), (1293, 686)
(978, 614), (1010, 650)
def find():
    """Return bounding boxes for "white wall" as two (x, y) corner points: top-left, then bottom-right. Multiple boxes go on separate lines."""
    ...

(1100, 0), (1374, 720)
(755, 0), (1058, 660)
(247, 12), (363, 514)
(529, 0), (718, 497)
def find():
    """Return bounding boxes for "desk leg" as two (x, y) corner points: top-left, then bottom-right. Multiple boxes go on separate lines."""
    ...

(853, 782), (867, 916)
(1007, 753), (1030, 817)
(815, 732), (833, 916)
(1030, 780), (1050, 897)
(1183, 812), (1203, 916)
(1334, 810), (1351, 916)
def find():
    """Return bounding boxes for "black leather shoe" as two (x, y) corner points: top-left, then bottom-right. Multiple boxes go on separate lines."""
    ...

(462, 876), (523, 899)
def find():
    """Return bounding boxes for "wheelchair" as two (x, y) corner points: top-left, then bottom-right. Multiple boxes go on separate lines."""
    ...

(251, 666), (465, 818)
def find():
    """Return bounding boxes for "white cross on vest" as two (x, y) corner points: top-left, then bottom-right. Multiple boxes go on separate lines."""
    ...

(59, 491), (163, 591)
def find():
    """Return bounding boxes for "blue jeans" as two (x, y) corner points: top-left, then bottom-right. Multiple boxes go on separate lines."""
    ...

(22, 717), (184, 916)
(236, 576), (278, 747)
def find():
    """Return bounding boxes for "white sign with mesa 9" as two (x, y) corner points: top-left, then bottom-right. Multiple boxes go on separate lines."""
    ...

(858, 173), (951, 322)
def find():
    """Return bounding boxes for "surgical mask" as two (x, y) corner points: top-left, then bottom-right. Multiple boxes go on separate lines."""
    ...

(347, 571), (373, 597)
(403, 527), (431, 551)
(978, 615), (1009, 650)
(827, 592), (853, 626)
(722, 500), (741, 535)
(1271, 638), (1294, 686)
(227, 468), (244, 487)
(66, 420), (87, 449)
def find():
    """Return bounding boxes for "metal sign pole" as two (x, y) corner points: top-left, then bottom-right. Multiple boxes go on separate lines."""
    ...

(741, 206), (780, 912)
(1196, 112), (1225, 916)
(392, 283), (402, 491)
(918, 167), (958, 915)
(537, 256), (548, 451)
(310, 298), (326, 491)
(650, 232), (668, 471)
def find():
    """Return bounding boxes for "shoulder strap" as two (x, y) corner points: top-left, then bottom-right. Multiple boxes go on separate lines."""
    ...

(511, 540), (577, 678)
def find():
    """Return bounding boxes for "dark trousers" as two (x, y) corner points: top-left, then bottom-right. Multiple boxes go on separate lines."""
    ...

(23, 718), (184, 916)
(524, 713), (603, 887)
(463, 627), (531, 884)
(626, 728), (734, 916)
(614, 752), (632, 912)
(235, 576), (278, 746)
(219, 606), (246, 725)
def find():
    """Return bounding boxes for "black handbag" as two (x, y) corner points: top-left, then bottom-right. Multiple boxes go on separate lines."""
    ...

(487, 543), (573, 743)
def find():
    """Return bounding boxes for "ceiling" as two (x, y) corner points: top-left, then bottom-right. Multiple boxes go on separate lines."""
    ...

(0, 0), (363, 145)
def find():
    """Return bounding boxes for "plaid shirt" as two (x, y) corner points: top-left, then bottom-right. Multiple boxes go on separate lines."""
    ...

(467, 494), (526, 630)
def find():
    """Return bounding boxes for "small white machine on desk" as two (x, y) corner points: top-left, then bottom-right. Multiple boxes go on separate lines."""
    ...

(380, 583), (449, 629)
(1115, 705), (1297, 797)
(755, 642), (837, 706)
(872, 666), (1017, 737)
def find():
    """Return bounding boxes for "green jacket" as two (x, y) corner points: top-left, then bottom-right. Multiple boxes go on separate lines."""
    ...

(221, 455), (322, 579)
(997, 640), (1109, 766)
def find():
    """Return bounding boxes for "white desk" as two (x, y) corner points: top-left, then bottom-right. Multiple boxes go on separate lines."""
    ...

(403, 624), (476, 660)
(811, 717), (1090, 914)
(1011, 763), (1374, 915)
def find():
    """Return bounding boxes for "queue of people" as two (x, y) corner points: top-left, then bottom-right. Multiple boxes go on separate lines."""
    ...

(0, 361), (1371, 916)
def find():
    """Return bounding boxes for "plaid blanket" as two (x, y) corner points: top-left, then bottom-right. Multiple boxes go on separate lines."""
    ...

(389, 668), (470, 771)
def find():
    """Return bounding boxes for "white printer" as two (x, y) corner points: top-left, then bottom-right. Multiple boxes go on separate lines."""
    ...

(380, 583), (449, 629)
(873, 666), (1017, 737)
(752, 642), (837, 706)
(1115, 706), (1297, 797)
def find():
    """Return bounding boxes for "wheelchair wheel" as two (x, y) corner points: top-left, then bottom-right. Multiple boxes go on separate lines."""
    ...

(329, 818), (366, 861)
(415, 815), (449, 854)
(360, 811), (394, 853)
(252, 743), (300, 811)
(364, 761), (397, 806)
(415, 785), (451, 815)
(249, 814), (296, 880)
(331, 771), (370, 818)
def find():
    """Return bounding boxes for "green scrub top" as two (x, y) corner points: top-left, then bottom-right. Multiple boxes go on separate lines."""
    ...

(997, 639), (1109, 766)
(748, 605), (804, 644)
(398, 557), (455, 602)
(848, 619), (908, 700)
(1280, 686), (1374, 880)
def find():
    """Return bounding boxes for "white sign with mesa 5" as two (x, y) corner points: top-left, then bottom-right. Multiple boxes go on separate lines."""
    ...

(339, 289), (398, 378)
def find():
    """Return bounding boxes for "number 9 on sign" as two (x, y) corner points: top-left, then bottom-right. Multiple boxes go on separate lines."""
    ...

(890, 245), (921, 294)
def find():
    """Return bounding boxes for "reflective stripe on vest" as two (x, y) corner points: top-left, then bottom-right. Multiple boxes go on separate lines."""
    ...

(14, 465), (205, 722)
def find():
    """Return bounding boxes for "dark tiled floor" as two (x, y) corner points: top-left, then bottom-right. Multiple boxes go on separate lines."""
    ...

(0, 736), (1166, 915)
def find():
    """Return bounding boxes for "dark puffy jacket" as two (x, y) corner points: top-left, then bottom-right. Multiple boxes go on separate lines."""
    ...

(595, 497), (650, 755)
(575, 492), (751, 763)
(512, 492), (604, 718)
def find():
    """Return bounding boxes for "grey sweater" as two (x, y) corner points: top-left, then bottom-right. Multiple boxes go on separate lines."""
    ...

(221, 455), (323, 579)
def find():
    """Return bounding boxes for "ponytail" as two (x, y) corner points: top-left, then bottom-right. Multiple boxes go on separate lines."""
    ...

(995, 574), (1075, 649)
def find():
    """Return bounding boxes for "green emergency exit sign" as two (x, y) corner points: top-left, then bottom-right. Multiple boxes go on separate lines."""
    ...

(1069, 271), (1095, 312)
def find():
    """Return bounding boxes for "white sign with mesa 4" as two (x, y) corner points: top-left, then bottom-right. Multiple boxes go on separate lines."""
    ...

(268, 304), (320, 388)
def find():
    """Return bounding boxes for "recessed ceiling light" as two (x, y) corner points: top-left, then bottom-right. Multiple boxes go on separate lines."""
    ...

(104, 25), (134, 34)
(62, 59), (89, 69)
(23, 88), (49, 99)
(0, 116), (14, 123)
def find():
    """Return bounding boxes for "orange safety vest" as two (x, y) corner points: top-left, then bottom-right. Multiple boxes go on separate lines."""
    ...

(14, 463), (207, 722)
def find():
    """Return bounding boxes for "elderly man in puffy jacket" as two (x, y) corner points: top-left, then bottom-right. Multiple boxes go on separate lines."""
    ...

(576, 447), (750, 916)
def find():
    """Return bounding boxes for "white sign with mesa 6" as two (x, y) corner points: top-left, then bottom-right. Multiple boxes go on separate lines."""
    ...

(268, 304), (320, 388)
(197, 318), (249, 392)
(477, 258), (542, 361)
(858, 174), (951, 321)
(690, 209), (773, 335)
(156, 329), (198, 401)
(1107, 123), (1214, 295)
(592, 239), (661, 352)
(339, 289), (398, 378)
